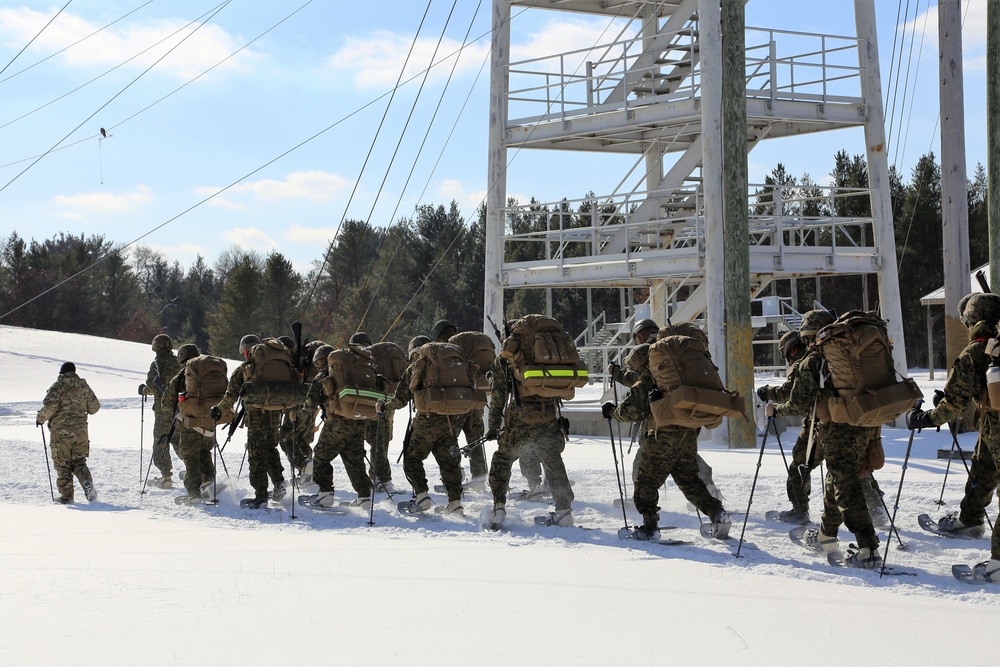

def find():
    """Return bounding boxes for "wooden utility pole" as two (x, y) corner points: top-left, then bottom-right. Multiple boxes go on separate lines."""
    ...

(990, 0), (1000, 288)
(939, 0), (971, 366)
(721, 0), (754, 448)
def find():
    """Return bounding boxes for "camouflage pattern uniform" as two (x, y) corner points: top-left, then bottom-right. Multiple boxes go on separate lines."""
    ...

(298, 368), (373, 496)
(162, 368), (216, 500)
(922, 319), (1000, 559)
(37, 370), (100, 502)
(772, 350), (879, 551)
(143, 348), (181, 477)
(383, 364), (464, 502)
(279, 412), (313, 478)
(763, 352), (822, 515)
(217, 363), (286, 502)
(611, 371), (723, 527)
(487, 362), (574, 511)
(456, 408), (488, 480)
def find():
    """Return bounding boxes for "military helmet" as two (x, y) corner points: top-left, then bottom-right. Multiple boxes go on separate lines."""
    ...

(349, 331), (373, 346)
(669, 321), (709, 348)
(312, 344), (335, 370)
(632, 318), (658, 341)
(799, 310), (835, 340)
(778, 330), (804, 362)
(408, 335), (431, 359)
(962, 293), (1000, 327)
(432, 319), (457, 341)
(958, 293), (973, 317)
(239, 334), (261, 356)
(177, 343), (200, 365)
(151, 334), (172, 352)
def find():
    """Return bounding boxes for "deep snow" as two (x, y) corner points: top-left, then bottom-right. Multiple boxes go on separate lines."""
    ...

(0, 324), (996, 666)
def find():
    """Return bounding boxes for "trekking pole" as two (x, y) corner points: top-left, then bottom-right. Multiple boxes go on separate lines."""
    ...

(287, 412), (297, 520)
(397, 404), (412, 464)
(212, 422), (220, 505)
(880, 402), (921, 578)
(874, 480), (906, 549)
(142, 418), (176, 496)
(735, 416), (771, 558)
(611, 378), (628, 500)
(935, 426), (958, 506)
(367, 414), (382, 526)
(772, 421), (790, 475)
(238, 446), (248, 480)
(139, 392), (146, 482)
(39, 424), (55, 502)
(606, 412), (630, 531)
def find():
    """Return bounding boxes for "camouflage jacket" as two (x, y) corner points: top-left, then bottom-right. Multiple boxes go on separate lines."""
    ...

(161, 366), (188, 416)
(772, 348), (824, 418)
(611, 370), (655, 423)
(486, 360), (555, 433)
(38, 372), (100, 429)
(144, 350), (180, 405)
(216, 361), (250, 414)
(383, 364), (415, 412)
(927, 320), (993, 426)
(299, 369), (329, 419)
(765, 356), (805, 403)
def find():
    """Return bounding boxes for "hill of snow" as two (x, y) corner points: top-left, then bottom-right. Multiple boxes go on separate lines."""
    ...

(0, 324), (995, 665)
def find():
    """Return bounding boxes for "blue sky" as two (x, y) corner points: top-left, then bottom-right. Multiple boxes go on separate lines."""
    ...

(0, 1), (988, 274)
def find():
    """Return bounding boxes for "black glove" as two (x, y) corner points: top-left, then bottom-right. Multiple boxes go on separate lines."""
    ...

(209, 406), (222, 421)
(138, 383), (147, 396)
(756, 385), (769, 402)
(932, 389), (945, 408)
(484, 429), (498, 441)
(904, 408), (934, 432)
(647, 389), (662, 403)
(601, 401), (615, 420)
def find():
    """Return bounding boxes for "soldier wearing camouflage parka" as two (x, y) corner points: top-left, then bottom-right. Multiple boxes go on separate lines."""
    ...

(767, 310), (881, 566)
(906, 292), (1000, 579)
(141, 334), (180, 487)
(378, 336), (465, 513)
(37, 362), (100, 503)
(298, 343), (373, 508)
(605, 323), (728, 540)
(162, 344), (217, 502)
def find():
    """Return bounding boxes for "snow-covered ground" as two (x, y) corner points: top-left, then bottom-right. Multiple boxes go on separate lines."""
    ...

(0, 324), (995, 666)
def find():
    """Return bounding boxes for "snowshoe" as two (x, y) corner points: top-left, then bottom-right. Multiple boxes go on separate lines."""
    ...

(919, 512), (986, 539)
(240, 496), (270, 509)
(765, 509), (809, 525)
(953, 559), (1000, 583)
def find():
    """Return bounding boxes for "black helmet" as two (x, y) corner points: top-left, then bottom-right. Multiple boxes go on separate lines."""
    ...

(312, 344), (335, 370)
(350, 332), (373, 346)
(408, 335), (431, 359)
(239, 334), (261, 356)
(432, 319), (457, 341)
(151, 334), (172, 352)
(277, 336), (295, 351)
(632, 318), (657, 339)
(799, 310), (835, 340)
(177, 343), (200, 364)
(778, 330), (804, 362)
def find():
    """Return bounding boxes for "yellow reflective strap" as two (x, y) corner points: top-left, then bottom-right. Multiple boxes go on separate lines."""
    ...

(338, 388), (388, 401)
(523, 369), (588, 379)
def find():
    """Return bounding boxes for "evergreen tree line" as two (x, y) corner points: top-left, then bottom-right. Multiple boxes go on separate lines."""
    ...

(0, 150), (985, 366)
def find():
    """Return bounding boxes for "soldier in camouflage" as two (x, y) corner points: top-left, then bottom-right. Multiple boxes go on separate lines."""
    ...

(140, 334), (181, 487)
(278, 338), (314, 480)
(300, 343), (374, 508)
(434, 320), (489, 487)
(377, 335), (465, 514)
(290, 342), (331, 483)
(37, 362), (100, 503)
(485, 359), (575, 528)
(603, 323), (729, 541)
(767, 309), (882, 568)
(212, 334), (287, 509)
(349, 332), (395, 492)
(162, 344), (218, 503)
(906, 292), (1000, 581)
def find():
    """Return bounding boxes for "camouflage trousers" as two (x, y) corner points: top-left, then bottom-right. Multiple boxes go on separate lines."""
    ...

(314, 415), (372, 497)
(364, 408), (394, 484)
(177, 424), (216, 499)
(489, 417), (574, 511)
(972, 416), (1000, 559)
(279, 412), (314, 475)
(245, 410), (285, 500)
(402, 413), (464, 502)
(49, 426), (93, 502)
(784, 416), (823, 514)
(456, 408), (489, 479)
(634, 428), (723, 526)
(151, 407), (179, 477)
(819, 422), (879, 551)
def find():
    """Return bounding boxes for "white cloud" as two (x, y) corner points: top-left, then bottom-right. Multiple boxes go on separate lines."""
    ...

(200, 170), (352, 206)
(438, 178), (486, 211)
(285, 225), (338, 245)
(223, 227), (275, 249)
(0, 7), (263, 79)
(54, 184), (153, 213)
(510, 17), (625, 73)
(902, 3), (986, 70)
(327, 30), (488, 87)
